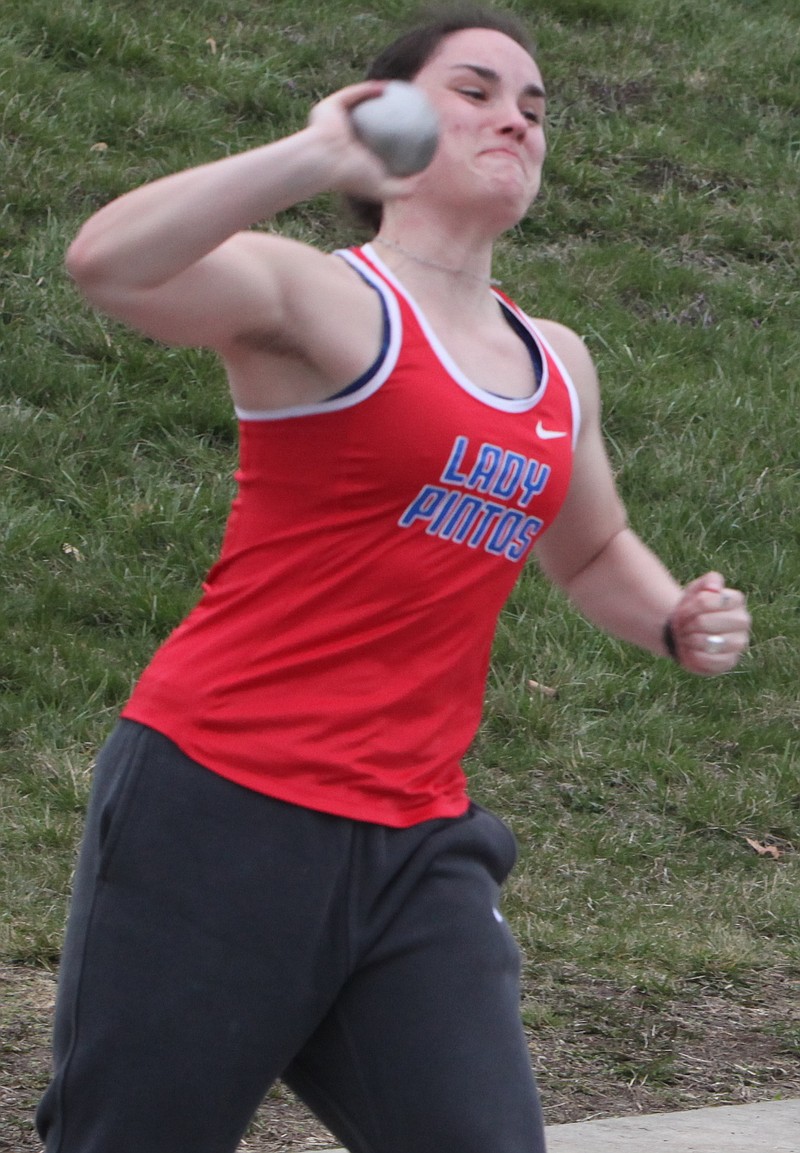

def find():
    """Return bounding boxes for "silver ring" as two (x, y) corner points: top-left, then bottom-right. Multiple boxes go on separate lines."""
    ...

(705, 634), (726, 654)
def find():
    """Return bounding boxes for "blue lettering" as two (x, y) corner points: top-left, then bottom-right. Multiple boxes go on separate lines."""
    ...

(398, 485), (449, 528)
(466, 444), (503, 493)
(506, 516), (543, 561)
(400, 437), (554, 559)
(427, 489), (462, 534)
(486, 509), (525, 556)
(440, 495), (485, 542)
(491, 452), (525, 499)
(441, 436), (470, 485)
(518, 460), (551, 508)
(467, 502), (506, 548)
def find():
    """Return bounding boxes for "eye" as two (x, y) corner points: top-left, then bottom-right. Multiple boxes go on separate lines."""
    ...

(458, 86), (488, 101)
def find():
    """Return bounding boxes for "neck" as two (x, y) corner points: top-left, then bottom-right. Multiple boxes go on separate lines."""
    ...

(372, 236), (501, 288)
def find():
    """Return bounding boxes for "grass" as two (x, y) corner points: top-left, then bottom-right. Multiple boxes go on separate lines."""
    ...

(2, 0), (799, 1123)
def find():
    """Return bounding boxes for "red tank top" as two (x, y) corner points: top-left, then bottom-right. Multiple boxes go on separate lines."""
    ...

(122, 246), (580, 826)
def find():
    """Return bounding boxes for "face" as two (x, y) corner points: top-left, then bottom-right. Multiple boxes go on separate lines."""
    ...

(410, 28), (547, 227)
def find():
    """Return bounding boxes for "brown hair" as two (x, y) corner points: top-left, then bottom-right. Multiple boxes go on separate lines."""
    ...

(348, 6), (536, 232)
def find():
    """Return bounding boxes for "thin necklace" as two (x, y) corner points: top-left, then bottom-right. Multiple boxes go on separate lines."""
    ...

(372, 236), (502, 287)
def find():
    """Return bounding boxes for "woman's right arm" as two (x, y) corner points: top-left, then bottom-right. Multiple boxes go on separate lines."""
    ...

(65, 82), (410, 352)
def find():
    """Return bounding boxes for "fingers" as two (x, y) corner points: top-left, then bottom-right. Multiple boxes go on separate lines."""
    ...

(674, 576), (747, 624)
(686, 570), (725, 596)
(669, 575), (752, 676)
(308, 82), (426, 199)
(695, 588), (750, 637)
(679, 623), (751, 675)
(312, 80), (388, 123)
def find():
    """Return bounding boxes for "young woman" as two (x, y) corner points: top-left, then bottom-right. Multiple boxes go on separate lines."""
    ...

(37, 10), (751, 1153)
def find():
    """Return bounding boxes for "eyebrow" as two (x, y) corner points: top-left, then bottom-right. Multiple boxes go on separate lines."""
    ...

(450, 63), (547, 101)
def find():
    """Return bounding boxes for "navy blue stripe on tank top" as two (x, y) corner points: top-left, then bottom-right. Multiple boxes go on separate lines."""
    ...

(326, 288), (391, 402)
(500, 307), (544, 394)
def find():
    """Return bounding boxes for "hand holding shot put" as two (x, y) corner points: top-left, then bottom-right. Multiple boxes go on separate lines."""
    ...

(308, 79), (437, 194)
(349, 80), (440, 175)
(40, 9), (751, 1153)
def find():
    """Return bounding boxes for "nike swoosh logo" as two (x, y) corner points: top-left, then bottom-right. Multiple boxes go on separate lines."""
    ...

(536, 420), (568, 440)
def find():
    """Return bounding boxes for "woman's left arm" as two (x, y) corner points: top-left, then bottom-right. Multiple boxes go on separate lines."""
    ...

(533, 321), (751, 676)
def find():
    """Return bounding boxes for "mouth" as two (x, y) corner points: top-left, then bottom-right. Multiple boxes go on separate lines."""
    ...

(480, 148), (525, 165)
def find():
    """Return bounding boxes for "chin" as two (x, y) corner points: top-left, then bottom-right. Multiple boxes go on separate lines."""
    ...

(484, 182), (538, 232)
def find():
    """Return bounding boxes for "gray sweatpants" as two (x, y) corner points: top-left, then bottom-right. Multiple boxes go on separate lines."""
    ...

(37, 719), (545, 1153)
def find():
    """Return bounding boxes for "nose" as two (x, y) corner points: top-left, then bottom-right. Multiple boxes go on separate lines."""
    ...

(497, 103), (529, 141)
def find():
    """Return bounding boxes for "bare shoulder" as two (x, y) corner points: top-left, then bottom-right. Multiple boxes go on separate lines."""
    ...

(228, 232), (379, 355)
(221, 236), (384, 410)
(532, 317), (595, 380)
(226, 230), (364, 304)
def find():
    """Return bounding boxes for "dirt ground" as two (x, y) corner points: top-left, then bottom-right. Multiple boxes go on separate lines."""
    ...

(2, 961), (798, 1152)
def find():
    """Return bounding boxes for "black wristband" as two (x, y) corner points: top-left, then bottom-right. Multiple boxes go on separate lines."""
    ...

(663, 619), (679, 662)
